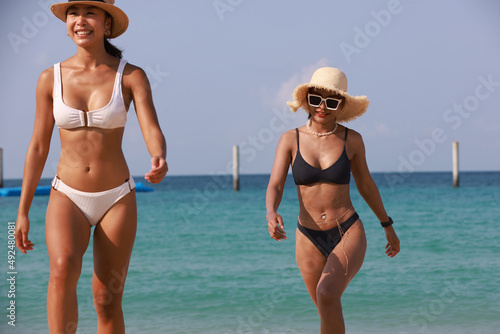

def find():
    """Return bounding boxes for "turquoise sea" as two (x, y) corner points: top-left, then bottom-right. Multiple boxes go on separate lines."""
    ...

(1, 172), (499, 334)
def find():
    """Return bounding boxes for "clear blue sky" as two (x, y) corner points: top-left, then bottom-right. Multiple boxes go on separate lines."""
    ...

(1, 0), (499, 179)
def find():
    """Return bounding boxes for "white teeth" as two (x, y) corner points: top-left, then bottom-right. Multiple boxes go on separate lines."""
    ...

(76, 30), (91, 36)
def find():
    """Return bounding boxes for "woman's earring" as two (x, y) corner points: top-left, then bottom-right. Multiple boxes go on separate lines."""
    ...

(105, 30), (111, 37)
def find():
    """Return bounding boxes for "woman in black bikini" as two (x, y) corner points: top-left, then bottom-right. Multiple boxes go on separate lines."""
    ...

(266, 67), (400, 333)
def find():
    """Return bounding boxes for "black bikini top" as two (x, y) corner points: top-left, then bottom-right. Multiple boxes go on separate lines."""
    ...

(292, 128), (351, 185)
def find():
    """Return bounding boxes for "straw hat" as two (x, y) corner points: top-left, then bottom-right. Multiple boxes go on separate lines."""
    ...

(51, 0), (129, 38)
(287, 67), (369, 123)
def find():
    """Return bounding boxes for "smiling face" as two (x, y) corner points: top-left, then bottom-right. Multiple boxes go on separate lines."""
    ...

(306, 88), (345, 122)
(66, 5), (111, 47)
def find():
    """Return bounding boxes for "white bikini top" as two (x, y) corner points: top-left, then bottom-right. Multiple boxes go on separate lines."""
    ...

(53, 59), (128, 129)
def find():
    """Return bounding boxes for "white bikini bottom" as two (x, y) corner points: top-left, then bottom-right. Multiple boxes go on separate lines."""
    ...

(51, 176), (135, 226)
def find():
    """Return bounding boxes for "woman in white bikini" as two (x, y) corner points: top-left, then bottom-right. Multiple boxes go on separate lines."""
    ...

(14, 1), (167, 333)
(266, 67), (400, 333)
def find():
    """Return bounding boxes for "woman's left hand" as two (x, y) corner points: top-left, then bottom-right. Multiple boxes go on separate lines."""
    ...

(384, 226), (400, 257)
(145, 156), (168, 184)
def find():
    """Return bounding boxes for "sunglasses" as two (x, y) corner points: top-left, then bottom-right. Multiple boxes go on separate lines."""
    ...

(307, 93), (342, 110)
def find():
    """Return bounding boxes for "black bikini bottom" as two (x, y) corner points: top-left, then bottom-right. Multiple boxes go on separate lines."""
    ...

(297, 212), (359, 258)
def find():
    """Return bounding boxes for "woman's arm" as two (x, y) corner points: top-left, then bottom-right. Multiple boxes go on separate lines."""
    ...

(126, 65), (167, 184)
(15, 68), (55, 254)
(349, 130), (400, 257)
(266, 131), (293, 241)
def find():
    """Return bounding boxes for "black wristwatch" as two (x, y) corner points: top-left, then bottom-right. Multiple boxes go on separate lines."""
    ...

(380, 217), (394, 228)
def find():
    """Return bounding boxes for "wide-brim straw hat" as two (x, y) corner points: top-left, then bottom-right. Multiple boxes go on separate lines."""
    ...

(51, 0), (128, 38)
(287, 67), (369, 123)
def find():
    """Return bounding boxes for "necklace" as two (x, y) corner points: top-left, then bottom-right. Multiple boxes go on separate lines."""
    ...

(306, 119), (338, 137)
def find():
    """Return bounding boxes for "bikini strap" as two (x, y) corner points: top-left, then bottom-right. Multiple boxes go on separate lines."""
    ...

(344, 127), (348, 148)
(51, 176), (61, 190)
(295, 128), (300, 150)
(53, 63), (62, 99)
(126, 177), (135, 191)
(113, 59), (128, 93)
(117, 59), (127, 74)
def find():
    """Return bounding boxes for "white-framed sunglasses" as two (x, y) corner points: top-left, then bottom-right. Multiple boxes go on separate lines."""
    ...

(307, 93), (342, 111)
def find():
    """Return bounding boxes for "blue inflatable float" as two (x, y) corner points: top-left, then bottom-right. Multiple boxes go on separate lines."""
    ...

(0, 182), (153, 197)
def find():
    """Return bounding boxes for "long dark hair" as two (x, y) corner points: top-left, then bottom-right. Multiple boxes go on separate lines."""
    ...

(104, 13), (123, 59)
(104, 39), (123, 59)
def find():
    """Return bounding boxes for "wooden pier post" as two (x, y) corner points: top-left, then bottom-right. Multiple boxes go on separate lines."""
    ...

(233, 145), (239, 191)
(452, 141), (459, 187)
(0, 148), (3, 188)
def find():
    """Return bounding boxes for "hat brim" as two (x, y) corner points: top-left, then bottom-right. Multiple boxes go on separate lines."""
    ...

(287, 83), (369, 123)
(50, 2), (129, 38)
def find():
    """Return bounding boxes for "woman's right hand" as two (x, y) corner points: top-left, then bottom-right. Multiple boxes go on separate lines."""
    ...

(266, 212), (287, 241)
(15, 216), (34, 254)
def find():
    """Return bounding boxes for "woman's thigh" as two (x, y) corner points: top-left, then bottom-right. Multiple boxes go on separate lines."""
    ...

(45, 190), (91, 272)
(296, 227), (327, 306)
(92, 191), (137, 301)
(318, 220), (367, 299)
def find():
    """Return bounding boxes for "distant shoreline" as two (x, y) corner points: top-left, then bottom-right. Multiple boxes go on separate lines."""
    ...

(2, 170), (500, 183)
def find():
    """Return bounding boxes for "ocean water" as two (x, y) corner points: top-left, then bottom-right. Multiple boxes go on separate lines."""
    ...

(1, 172), (499, 334)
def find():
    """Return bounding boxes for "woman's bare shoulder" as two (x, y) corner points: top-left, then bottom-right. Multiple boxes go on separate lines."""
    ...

(36, 66), (55, 94)
(280, 128), (298, 145)
(39, 66), (54, 80)
(122, 62), (146, 77)
(346, 127), (364, 145)
(122, 62), (150, 92)
(272, 129), (297, 158)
